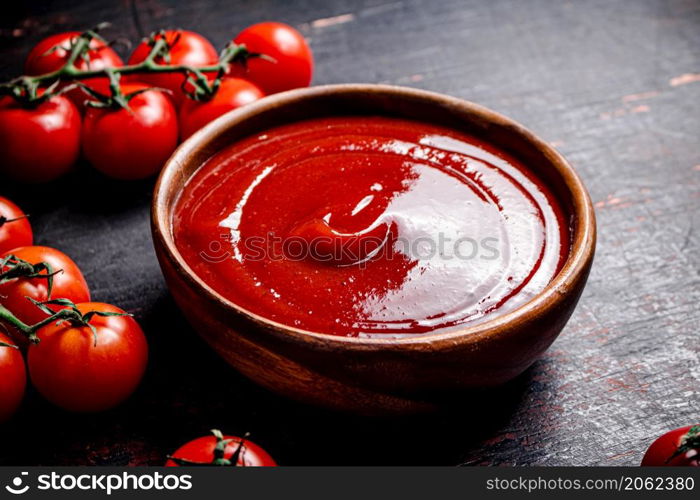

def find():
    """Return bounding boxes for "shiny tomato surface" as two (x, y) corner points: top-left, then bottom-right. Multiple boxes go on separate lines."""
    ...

(0, 95), (81, 183)
(231, 22), (313, 94)
(0, 197), (32, 254)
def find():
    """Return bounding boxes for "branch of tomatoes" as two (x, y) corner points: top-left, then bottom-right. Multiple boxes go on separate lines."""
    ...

(0, 198), (150, 418)
(0, 296), (149, 415)
(0, 23), (263, 107)
(1, 22), (312, 182)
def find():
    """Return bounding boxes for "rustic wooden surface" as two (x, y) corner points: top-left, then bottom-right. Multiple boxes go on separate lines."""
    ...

(0, 0), (698, 466)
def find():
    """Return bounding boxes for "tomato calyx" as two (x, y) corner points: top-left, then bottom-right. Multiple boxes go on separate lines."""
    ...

(167, 429), (250, 466)
(41, 22), (110, 61)
(0, 254), (61, 297)
(78, 71), (169, 110)
(667, 425), (700, 464)
(0, 340), (18, 349)
(29, 298), (131, 346)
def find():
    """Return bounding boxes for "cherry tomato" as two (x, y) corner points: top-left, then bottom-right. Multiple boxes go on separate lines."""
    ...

(28, 302), (148, 412)
(128, 30), (218, 105)
(166, 430), (276, 466)
(82, 83), (178, 180)
(24, 31), (123, 109)
(0, 332), (26, 423)
(0, 197), (32, 254)
(0, 95), (81, 183)
(231, 22), (313, 95)
(641, 425), (699, 466)
(179, 78), (264, 140)
(0, 246), (90, 346)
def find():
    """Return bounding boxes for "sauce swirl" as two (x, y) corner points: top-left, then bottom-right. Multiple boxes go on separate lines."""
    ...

(174, 117), (569, 338)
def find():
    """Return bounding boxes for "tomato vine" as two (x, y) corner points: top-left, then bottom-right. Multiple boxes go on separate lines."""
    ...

(0, 23), (267, 107)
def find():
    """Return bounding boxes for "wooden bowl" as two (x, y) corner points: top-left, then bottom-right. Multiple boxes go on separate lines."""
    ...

(152, 84), (596, 415)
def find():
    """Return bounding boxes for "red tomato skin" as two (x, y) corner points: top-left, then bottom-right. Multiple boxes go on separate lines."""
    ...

(166, 435), (277, 466)
(231, 22), (313, 94)
(128, 30), (218, 105)
(82, 84), (178, 180)
(0, 95), (81, 183)
(28, 302), (148, 412)
(0, 246), (90, 346)
(0, 332), (26, 423)
(179, 78), (264, 140)
(24, 32), (124, 110)
(641, 425), (700, 466)
(0, 197), (32, 254)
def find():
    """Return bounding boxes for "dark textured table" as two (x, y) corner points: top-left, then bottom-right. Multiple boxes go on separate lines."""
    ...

(1, 0), (698, 466)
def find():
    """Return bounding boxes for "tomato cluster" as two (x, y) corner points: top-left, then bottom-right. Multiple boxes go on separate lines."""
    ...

(0, 199), (276, 465)
(0, 21), (302, 465)
(0, 196), (148, 418)
(0, 23), (313, 182)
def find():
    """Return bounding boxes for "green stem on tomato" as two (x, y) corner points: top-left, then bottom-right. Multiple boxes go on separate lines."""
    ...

(667, 426), (700, 464)
(0, 214), (29, 227)
(0, 303), (35, 341)
(166, 430), (250, 466)
(0, 302), (85, 344)
(0, 299), (125, 345)
(0, 25), (256, 105)
(0, 255), (60, 297)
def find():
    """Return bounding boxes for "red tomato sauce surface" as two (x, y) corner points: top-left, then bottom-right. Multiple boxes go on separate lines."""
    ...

(173, 117), (570, 338)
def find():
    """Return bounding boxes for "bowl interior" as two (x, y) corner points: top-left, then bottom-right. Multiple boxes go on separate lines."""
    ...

(153, 84), (595, 345)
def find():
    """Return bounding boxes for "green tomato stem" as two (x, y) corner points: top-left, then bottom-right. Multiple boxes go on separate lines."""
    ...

(0, 26), (255, 104)
(0, 303), (34, 337)
(0, 302), (83, 344)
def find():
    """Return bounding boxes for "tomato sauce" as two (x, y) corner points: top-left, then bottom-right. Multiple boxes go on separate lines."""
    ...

(173, 117), (570, 338)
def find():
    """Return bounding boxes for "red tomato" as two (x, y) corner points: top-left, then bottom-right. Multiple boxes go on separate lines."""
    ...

(0, 332), (26, 423)
(128, 30), (218, 105)
(24, 31), (124, 109)
(0, 246), (90, 345)
(0, 197), (32, 254)
(642, 425), (700, 466)
(166, 430), (276, 466)
(231, 22), (313, 95)
(179, 78), (264, 140)
(82, 83), (178, 180)
(0, 95), (81, 183)
(28, 302), (148, 412)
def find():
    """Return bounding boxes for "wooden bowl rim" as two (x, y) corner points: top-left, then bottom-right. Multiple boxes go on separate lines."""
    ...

(152, 83), (596, 351)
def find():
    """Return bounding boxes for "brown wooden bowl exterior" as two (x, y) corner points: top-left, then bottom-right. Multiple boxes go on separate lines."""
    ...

(152, 84), (596, 415)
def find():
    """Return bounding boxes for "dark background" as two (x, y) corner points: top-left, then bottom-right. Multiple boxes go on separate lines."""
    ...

(1, 0), (698, 465)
